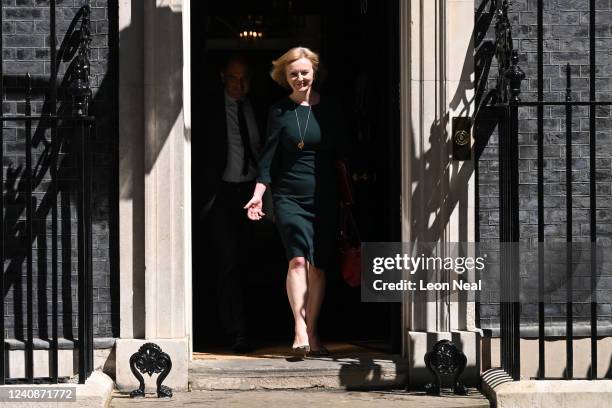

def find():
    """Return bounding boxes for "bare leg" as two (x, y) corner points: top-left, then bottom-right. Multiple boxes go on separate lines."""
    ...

(305, 262), (326, 350)
(286, 257), (309, 348)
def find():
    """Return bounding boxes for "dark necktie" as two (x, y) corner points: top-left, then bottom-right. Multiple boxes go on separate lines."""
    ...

(237, 99), (255, 175)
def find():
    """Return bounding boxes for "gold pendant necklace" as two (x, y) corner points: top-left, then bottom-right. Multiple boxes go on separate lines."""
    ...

(294, 103), (311, 150)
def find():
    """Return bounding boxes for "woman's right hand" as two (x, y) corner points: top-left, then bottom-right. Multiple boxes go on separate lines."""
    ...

(244, 194), (265, 221)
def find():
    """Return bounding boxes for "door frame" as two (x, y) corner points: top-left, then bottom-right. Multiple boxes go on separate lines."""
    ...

(186, 0), (408, 356)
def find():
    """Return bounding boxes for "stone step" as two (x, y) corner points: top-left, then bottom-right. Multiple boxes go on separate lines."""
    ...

(187, 344), (490, 406)
(189, 343), (489, 407)
(189, 355), (409, 390)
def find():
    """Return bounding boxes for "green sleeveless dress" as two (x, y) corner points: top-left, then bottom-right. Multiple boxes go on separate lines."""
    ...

(256, 96), (347, 270)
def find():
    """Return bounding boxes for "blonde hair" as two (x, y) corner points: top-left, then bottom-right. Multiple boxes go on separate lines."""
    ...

(270, 47), (320, 89)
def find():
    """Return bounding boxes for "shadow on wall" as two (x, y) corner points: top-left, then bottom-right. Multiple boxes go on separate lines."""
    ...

(408, 0), (497, 243)
(118, 2), (184, 198)
(141, 3), (184, 175)
(116, 1), (185, 338)
(2, 3), (119, 341)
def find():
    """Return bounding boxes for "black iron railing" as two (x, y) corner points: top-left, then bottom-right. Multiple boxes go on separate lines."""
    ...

(0, 3), (94, 384)
(492, 0), (605, 380)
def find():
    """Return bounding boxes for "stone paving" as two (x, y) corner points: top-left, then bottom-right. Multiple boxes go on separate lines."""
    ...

(110, 389), (490, 407)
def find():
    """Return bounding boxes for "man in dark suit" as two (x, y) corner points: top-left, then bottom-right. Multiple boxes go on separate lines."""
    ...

(198, 55), (263, 353)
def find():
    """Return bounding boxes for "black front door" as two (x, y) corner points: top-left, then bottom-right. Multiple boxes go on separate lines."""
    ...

(318, 1), (401, 350)
(191, 0), (401, 351)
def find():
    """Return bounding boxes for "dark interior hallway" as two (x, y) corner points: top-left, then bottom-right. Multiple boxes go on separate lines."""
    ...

(190, 0), (401, 353)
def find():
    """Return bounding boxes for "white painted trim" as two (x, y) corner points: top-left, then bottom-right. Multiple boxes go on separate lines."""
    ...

(401, 0), (478, 363)
(143, 1), (188, 340)
(399, 0), (412, 358)
(119, 0), (145, 340)
(182, 0), (193, 359)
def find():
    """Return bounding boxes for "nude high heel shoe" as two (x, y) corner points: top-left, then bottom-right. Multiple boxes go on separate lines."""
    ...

(291, 344), (310, 357)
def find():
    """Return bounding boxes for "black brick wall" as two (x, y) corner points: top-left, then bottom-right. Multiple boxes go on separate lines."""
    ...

(476, 0), (612, 332)
(1, 0), (118, 341)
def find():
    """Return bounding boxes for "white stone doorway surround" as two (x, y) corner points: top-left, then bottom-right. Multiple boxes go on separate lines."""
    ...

(115, 0), (480, 392)
(400, 0), (480, 386)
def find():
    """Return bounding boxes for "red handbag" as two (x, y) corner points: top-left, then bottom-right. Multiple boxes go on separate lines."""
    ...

(336, 159), (354, 206)
(339, 203), (362, 287)
(336, 160), (361, 287)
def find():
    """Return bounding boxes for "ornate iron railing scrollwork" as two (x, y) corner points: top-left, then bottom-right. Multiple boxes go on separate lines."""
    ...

(493, 0), (525, 104)
(69, 5), (92, 117)
(505, 50), (525, 103)
(129, 343), (173, 398)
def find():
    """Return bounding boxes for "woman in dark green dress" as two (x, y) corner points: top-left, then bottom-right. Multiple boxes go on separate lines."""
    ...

(244, 47), (345, 356)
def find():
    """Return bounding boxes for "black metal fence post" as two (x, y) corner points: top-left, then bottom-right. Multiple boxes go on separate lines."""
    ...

(588, 0), (598, 381)
(25, 73), (34, 384)
(50, 0), (59, 385)
(536, 0), (545, 380)
(565, 63), (574, 380)
(497, 49), (524, 381)
(77, 119), (93, 384)
(72, 5), (93, 384)
(0, 0), (5, 386)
